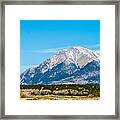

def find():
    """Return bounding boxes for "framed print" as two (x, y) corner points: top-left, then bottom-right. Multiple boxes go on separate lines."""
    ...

(0, 0), (120, 119)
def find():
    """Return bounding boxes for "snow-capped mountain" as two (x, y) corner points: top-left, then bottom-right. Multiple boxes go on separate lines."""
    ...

(20, 46), (100, 85)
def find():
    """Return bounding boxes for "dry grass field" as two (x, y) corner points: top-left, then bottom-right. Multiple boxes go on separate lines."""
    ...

(20, 95), (99, 100)
(20, 84), (100, 100)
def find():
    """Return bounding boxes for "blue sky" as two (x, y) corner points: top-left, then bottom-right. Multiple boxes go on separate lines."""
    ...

(20, 20), (100, 73)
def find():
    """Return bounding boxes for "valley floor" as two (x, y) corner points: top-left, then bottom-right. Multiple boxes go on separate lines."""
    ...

(20, 95), (100, 100)
(20, 84), (100, 100)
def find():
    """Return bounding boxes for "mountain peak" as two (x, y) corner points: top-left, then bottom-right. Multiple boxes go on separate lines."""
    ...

(71, 46), (84, 49)
(21, 46), (100, 85)
(57, 46), (99, 67)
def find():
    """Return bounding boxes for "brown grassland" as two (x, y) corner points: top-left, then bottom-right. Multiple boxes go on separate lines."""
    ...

(20, 95), (99, 100)
(20, 84), (100, 100)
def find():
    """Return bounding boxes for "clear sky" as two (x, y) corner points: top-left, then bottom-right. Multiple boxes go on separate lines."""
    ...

(20, 20), (100, 73)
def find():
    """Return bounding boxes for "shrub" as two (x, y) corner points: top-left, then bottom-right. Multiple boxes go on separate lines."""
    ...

(40, 89), (52, 95)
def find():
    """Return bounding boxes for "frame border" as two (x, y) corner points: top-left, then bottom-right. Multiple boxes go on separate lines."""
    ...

(0, 0), (119, 119)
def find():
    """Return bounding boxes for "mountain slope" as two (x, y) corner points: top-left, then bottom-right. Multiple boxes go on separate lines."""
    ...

(20, 46), (100, 85)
